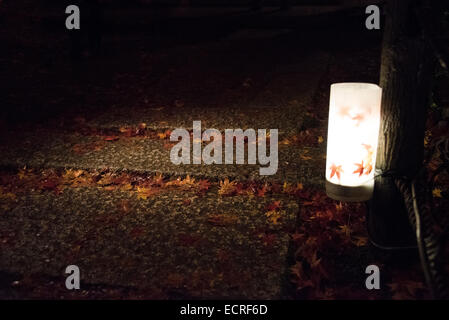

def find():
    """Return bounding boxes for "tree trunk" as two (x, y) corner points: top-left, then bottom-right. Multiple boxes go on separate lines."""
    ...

(368, 0), (435, 248)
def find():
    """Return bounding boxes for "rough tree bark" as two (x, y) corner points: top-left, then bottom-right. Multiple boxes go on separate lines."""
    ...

(368, 0), (435, 248)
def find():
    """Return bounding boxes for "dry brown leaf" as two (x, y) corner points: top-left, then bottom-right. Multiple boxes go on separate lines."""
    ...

(136, 186), (159, 200)
(218, 178), (237, 196)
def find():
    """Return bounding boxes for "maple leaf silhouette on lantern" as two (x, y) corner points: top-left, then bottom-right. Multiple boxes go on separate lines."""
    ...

(362, 143), (374, 158)
(329, 163), (344, 180)
(353, 161), (365, 177)
(351, 113), (365, 126)
(337, 107), (365, 126)
(337, 106), (351, 118)
(364, 163), (373, 175)
(362, 144), (374, 175)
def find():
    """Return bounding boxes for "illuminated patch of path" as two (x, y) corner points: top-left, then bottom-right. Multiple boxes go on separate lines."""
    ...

(0, 186), (298, 299)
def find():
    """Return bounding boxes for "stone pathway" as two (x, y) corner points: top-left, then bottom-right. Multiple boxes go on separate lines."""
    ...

(0, 8), (332, 297)
(0, 183), (298, 299)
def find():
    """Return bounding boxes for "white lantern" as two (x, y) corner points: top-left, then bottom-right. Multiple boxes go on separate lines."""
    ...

(325, 83), (382, 202)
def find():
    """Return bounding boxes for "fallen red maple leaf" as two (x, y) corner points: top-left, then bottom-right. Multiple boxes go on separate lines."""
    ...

(266, 200), (281, 211)
(103, 136), (119, 141)
(257, 185), (268, 197)
(197, 179), (211, 194)
(40, 178), (62, 194)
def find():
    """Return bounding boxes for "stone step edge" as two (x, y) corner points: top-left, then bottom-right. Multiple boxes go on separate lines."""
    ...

(0, 162), (324, 188)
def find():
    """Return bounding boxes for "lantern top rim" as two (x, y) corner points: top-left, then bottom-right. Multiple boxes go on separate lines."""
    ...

(331, 82), (382, 91)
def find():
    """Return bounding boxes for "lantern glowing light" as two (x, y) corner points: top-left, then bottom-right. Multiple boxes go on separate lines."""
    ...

(325, 83), (382, 202)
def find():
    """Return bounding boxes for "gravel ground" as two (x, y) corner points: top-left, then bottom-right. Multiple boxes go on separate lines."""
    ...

(0, 185), (298, 299)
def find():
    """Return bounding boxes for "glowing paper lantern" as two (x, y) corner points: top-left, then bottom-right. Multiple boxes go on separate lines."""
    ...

(325, 83), (382, 202)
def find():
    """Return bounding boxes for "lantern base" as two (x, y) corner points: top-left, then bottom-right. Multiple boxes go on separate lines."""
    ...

(326, 180), (373, 202)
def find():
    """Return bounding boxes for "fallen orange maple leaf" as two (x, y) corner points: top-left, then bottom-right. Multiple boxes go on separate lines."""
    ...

(136, 186), (159, 200)
(218, 178), (237, 196)
(103, 136), (119, 141)
(265, 210), (282, 225)
(153, 173), (164, 185)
